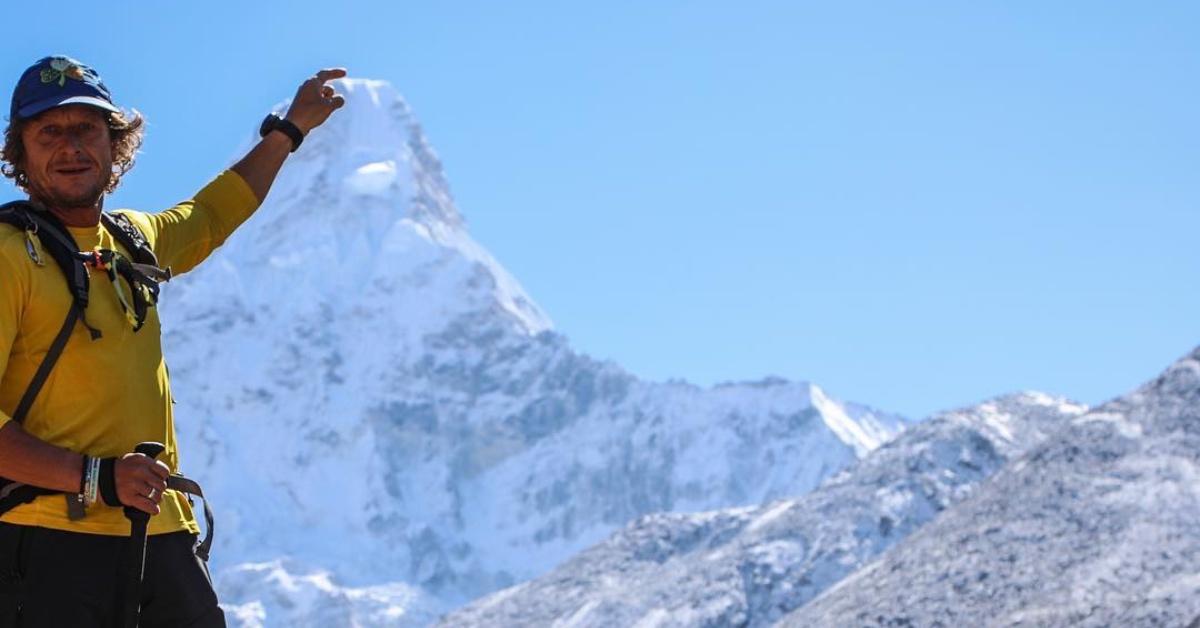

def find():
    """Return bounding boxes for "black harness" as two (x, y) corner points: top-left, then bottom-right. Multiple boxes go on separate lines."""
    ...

(0, 201), (214, 561)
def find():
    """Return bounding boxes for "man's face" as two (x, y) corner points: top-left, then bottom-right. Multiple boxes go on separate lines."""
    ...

(19, 104), (113, 210)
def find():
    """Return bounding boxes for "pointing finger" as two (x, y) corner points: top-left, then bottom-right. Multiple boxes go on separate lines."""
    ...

(315, 68), (347, 82)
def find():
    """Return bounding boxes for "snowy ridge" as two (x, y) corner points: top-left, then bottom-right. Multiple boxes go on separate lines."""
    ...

(781, 347), (1200, 627)
(440, 392), (1085, 627)
(157, 78), (909, 625)
(217, 561), (443, 628)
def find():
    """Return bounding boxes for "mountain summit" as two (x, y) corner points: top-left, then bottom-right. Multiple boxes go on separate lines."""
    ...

(159, 78), (907, 625)
(193, 78), (550, 337)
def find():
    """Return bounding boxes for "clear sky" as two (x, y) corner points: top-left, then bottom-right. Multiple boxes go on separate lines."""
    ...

(3, 2), (1197, 419)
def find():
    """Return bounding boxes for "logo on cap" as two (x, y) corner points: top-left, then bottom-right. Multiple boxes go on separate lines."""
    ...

(40, 58), (87, 87)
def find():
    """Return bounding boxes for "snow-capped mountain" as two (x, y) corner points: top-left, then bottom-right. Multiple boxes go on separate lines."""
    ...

(157, 79), (908, 624)
(781, 347), (1200, 627)
(440, 392), (1086, 627)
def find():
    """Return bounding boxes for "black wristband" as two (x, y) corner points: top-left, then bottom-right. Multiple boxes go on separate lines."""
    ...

(98, 457), (120, 507)
(259, 113), (304, 152)
(78, 454), (90, 495)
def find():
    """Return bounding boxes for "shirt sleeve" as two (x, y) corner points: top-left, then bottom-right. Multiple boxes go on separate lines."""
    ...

(0, 233), (29, 433)
(118, 170), (261, 276)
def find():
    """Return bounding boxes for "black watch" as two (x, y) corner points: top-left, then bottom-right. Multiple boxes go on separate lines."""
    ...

(259, 113), (304, 152)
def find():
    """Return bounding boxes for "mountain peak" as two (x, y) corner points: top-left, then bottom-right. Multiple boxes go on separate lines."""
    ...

(204, 77), (551, 336)
(258, 77), (464, 231)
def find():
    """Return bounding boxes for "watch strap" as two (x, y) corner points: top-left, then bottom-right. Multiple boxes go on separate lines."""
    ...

(261, 113), (304, 152)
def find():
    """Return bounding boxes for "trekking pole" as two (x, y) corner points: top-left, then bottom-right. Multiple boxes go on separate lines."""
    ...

(122, 441), (165, 628)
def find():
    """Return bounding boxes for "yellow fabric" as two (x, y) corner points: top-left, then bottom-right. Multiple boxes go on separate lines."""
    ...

(0, 170), (259, 536)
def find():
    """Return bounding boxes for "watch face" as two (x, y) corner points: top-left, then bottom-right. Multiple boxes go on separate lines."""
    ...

(259, 114), (278, 137)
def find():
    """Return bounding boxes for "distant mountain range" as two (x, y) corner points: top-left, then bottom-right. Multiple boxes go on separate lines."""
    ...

(782, 347), (1200, 627)
(442, 392), (1085, 626)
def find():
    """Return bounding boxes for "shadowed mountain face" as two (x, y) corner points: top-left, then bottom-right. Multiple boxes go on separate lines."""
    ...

(782, 347), (1200, 628)
(440, 392), (1085, 627)
(158, 78), (907, 624)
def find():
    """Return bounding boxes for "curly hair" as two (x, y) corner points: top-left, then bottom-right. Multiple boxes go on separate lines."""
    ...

(0, 109), (145, 194)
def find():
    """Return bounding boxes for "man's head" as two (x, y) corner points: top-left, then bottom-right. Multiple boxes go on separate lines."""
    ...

(1, 56), (144, 210)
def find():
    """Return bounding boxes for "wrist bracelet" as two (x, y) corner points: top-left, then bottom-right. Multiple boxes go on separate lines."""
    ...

(78, 454), (90, 497)
(77, 455), (101, 508)
(85, 456), (101, 507)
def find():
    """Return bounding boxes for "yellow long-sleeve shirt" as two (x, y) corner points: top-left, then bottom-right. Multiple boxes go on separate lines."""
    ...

(0, 170), (259, 536)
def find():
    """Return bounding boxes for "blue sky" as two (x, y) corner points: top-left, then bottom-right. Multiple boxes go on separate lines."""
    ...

(4, 2), (1197, 419)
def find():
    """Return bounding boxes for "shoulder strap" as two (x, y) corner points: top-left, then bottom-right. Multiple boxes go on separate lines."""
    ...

(0, 203), (94, 422)
(101, 212), (158, 267)
(12, 305), (81, 424)
(0, 201), (92, 317)
(0, 203), (101, 423)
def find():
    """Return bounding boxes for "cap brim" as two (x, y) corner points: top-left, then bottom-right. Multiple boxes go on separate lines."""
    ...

(16, 95), (121, 120)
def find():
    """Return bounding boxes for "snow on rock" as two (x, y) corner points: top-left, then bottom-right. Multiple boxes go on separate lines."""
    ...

(217, 561), (442, 627)
(157, 78), (909, 625)
(780, 346), (1200, 627)
(344, 160), (399, 197)
(440, 393), (1085, 627)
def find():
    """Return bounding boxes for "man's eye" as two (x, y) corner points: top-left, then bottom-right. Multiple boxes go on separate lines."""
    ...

(39, 126), (62, 137)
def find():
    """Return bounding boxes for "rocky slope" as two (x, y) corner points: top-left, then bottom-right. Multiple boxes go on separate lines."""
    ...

(781, 347), (1200, 627)
(441, 392), (1085, 627)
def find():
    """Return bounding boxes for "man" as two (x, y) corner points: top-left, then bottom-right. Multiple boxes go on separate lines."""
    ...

(0, 55), (344, 626)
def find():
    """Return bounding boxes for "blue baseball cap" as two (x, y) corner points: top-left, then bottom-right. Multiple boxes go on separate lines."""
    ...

(9, 55), (121, 122)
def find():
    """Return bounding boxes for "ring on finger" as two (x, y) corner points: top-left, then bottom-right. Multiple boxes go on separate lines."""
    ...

(148, 488), (157, 500)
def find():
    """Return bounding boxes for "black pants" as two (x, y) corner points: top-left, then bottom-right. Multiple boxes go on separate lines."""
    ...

(0, 522), (224, 627)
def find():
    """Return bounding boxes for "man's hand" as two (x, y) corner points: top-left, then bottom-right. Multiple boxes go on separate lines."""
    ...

(115, 452), (170, 516)
(284, 68), (348, 135)
(231, 67), (348, 203)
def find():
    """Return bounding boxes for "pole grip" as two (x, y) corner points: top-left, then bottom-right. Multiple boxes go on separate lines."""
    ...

(123, 442), (165, 522)
(133, 442), (165, 459)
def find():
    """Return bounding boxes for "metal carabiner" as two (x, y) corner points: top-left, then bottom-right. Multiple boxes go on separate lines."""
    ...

(23, 223), (44, 267)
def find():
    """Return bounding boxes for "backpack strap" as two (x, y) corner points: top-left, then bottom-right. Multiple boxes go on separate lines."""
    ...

(0, 202), (100, 516)
(0, 303), (77, 513)
(0, 202), (100, 422)
(0, 201), (100, 340)
(101, 212), (159, 267)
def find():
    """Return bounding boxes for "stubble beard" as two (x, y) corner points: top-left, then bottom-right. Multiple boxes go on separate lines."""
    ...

(27, 170), (111, 215)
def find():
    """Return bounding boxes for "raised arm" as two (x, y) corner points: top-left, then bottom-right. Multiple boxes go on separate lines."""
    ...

(125, 68), (348, 274)
(231, 68), (347, 203)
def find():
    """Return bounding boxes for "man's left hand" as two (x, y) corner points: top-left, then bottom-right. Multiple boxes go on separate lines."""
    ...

(284, 68), (348, 135)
